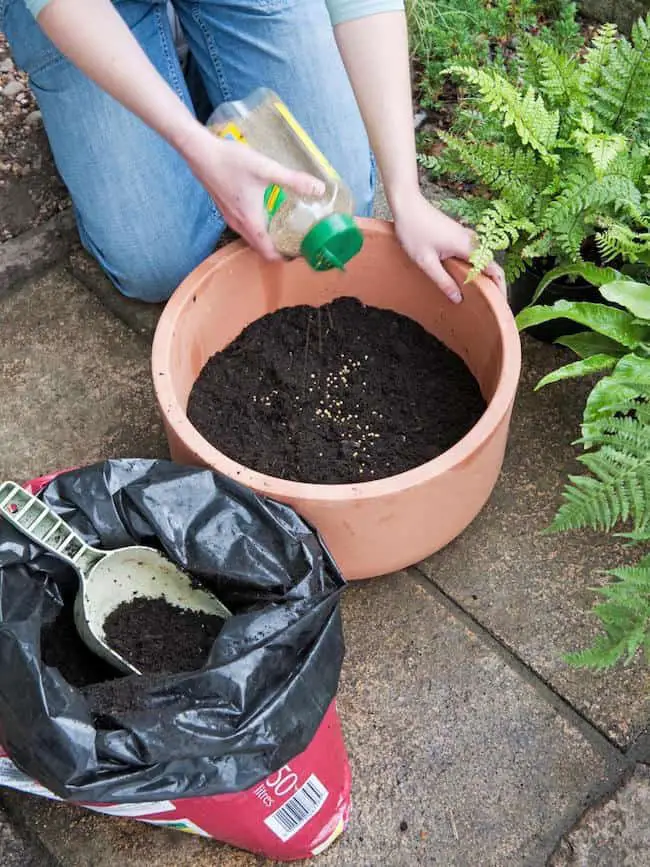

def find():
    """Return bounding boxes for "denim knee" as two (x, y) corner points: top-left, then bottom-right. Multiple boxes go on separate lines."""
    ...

(79, 207), (225, 304)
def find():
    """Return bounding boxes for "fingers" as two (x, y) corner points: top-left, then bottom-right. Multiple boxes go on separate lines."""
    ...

(242, 216), (282, 261)
(226, 206), (281, 262)
(422, 254), (463, 304)
(252, 151), (325, 199)
(484, 260), (507, 296)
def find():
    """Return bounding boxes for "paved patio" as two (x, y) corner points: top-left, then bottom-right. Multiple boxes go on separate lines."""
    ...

(1, 251), (649, 866)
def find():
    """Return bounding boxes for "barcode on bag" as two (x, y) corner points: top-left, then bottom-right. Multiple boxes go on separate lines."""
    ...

(264, 774), (328, 841)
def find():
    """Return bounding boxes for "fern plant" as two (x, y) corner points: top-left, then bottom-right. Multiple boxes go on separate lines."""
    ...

(516, 266), (650, 668)
(427, 16), (650, 282)
(407, 0), (580, 109)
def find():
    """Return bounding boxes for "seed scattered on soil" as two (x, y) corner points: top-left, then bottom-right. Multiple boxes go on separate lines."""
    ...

(188, 297), (486, 484)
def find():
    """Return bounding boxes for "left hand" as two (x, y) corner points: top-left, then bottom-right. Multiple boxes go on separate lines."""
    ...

(393, 192), (507, 303)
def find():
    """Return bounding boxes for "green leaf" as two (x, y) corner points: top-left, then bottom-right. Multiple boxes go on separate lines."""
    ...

(583, 353), (650, 426)
(536, 355), (618, 389)
(555, 331), (627, 358)
(516, 301), (647, 348)
(599, 281), (650, 319)
(532, 263), (622, 304)
(609, 352), (650, 382)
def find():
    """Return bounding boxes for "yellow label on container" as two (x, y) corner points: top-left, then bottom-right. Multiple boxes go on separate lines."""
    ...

(219, 122), (247, 144)
(273, 101), (340, 180)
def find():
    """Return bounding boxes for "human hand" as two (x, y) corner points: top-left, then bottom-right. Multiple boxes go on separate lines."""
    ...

(179, 124), (324, 260)
(393, 192), (506, 303)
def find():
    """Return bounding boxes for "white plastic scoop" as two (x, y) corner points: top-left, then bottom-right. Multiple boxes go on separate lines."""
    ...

(0, 480), (230, 675)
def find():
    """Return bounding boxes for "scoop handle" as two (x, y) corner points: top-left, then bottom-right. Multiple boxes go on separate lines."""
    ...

(0, 481), (104, 576)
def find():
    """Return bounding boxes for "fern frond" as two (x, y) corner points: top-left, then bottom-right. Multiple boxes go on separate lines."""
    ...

(596, 220), (650, 264)
(503, 240), (533, 283)
(592, 15), (650, 134)
(444, 65), (560, 157)
(520, 234), (553, 264)
(582, 22), (619, 96)
(544, 170), (642, 259)
(469, 201), (535, 275)
(566, 560), (650, 669)
(438, 196), (491, 226)
(572, 130), (628, 177)
(438, 133), (546, 199)
(519, 36), (582, 108)
(416, 153), (441, 174)
(550, 427), (650, 534)
(550, 354), (650, 536)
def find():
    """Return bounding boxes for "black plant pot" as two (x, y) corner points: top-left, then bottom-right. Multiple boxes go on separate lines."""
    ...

(508, 262), (604, 344)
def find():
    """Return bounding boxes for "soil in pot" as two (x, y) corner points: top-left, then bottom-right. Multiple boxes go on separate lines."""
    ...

(186, 297), (486, 484)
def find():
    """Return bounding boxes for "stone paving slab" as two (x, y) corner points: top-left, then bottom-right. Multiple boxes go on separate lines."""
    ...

(419, 337), (650, 746)
(0, 267), (168, 482)
(0, 574), (625, 867)
(0, 263), (640, 864)
(0, 209), (77, 296)
(549, 763), (650, 866)
(0, 802), (57, 867)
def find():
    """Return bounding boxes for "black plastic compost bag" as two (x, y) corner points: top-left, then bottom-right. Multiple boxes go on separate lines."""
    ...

(0, 459), (345, 803)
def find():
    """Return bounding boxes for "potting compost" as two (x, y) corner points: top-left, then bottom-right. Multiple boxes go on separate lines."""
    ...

(103, 596), (225, 675)
(188, 297), (487, 483)
(0, 460), (350, 860)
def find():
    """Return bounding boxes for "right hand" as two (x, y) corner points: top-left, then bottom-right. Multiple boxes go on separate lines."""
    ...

(179, 123), (325, 260)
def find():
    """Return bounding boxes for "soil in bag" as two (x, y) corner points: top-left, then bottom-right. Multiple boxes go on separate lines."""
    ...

(2, 460), (345, 813)
(41, 596), (224, 718)
(103, 596), (225, 675)
(187, 297), (486, 484)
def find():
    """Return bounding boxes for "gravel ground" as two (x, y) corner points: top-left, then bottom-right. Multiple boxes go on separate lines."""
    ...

(0, 32), (69, 242)
(1, 800), (54, 867)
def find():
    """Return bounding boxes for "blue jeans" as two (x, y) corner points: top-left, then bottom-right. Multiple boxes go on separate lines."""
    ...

(1, 0), (374, 301)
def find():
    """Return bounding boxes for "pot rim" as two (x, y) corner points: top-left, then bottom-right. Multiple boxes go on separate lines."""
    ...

(152, 219), (522, 503)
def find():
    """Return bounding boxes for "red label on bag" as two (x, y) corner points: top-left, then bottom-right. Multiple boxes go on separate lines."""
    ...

(0, 704), (350, 860)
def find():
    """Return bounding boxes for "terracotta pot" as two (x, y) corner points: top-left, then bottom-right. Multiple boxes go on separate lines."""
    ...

(152, 219), (521, 580)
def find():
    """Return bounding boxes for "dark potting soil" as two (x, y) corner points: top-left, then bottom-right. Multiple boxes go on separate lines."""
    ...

(84, 672), (161, 720)
(187, 297), (486, 484)
(41, 597), (224, 719)
(103, 596), (225, 676)
(41, 605), (118, 688)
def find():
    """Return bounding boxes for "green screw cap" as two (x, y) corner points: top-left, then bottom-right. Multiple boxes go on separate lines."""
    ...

(300, 213), (364, 271)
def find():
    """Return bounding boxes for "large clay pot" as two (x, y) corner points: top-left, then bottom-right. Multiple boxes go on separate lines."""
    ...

(152, 219), (521, 580)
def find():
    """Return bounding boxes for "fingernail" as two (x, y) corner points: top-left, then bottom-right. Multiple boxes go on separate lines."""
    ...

(312, 181), (325, 196)
(450, 290), (463, 304)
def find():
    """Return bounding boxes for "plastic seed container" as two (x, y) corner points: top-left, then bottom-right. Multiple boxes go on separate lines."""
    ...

(208, 88), (363, 270)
